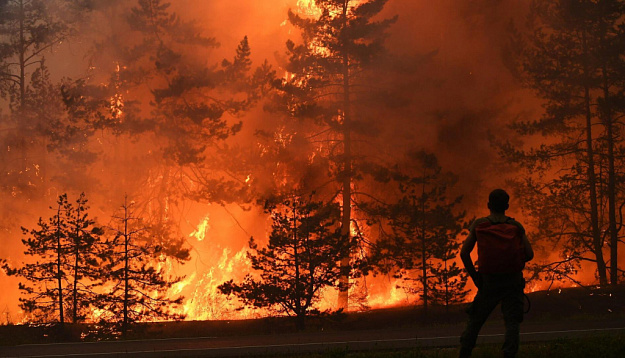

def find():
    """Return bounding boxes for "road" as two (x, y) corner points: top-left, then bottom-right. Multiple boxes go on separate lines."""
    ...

(1, 319), (624, 357)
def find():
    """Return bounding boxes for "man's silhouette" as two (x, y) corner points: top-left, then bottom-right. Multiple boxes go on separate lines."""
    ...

(458, 189), (534, 358)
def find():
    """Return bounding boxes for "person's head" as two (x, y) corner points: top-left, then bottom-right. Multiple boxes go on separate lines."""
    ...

(488, 189), (509, 213)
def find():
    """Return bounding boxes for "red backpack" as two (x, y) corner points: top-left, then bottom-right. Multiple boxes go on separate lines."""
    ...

(475, 217), (525, 274)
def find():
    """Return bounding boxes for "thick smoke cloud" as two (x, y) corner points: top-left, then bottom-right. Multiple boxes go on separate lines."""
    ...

(0, 0), (544, 320)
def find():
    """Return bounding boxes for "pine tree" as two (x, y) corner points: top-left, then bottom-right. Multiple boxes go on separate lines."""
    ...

(429, 235), (469, 308)
(272, 0), (397, 310)
(4, 193), (105, 324)
(372, 151), (467, 310)
(0, 0), (72, 198)
(64, 193), (104, 323)
(504, 0), (625, 285)
(219, 195), (349, 330)
(13, 195), (70, 324)
(589, 0), (625, 285)
(0, 0), (68, 110)
(97, 196), (189, 338)
(60, 0), (270, 212)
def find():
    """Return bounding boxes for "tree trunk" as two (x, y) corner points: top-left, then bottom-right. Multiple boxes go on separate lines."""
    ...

(123, 197), (130, 338)
(337, 0), (352, 311)
(18, 0), (25, 109)
(296, 313), (306, 331)
(581, 31), (608, 286)
(72, 205), (81, 323)
(444, 259), (449, 310)
(56, 203), (64, 326)
(584, 83), (607, 285)
(602, 66), (618, 286)
(292, 200), (302, 322)
(18, 0), (28, 180)
(420, 169), (428, 312)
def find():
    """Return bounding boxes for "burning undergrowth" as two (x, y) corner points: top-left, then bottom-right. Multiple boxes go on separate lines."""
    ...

(0, 0), (623, 329)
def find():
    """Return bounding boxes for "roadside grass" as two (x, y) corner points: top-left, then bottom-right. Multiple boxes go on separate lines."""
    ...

(284, 334), (625, 358)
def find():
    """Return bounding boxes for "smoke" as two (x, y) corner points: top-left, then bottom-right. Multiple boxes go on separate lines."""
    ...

(371, 0), (537, 213)
(0, 0), (566, 321)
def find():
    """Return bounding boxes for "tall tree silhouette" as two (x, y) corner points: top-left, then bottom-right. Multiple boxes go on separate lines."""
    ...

(59, 0), (271, 230)
(0, 0), (68, 109)
(5, 193), (103, 324)
(273, 0), (397, 310)
(11, 195), (69, 324)
(371, 151), (467, 310)
(97, 196), (189, 338)
(65, 193), (104, 323)
(504, 0), (625, 285)
(0, 0), (73, 198)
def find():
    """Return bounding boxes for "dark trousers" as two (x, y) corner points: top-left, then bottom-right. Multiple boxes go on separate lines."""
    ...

(459, 272), (525, 358)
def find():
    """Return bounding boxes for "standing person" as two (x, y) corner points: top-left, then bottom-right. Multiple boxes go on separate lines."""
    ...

(458, 189), (534, 358)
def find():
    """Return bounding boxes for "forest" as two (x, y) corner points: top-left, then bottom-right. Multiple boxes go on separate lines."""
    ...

(0, 0), (624, 336)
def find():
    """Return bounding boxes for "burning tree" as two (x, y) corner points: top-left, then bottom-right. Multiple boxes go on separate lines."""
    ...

(272, 0), (398, 310)
(0, 0), (75, 199)
(97, 197), (189, 338)
(504, 0), (625, 285)
(219, 195), (350, 330)
(59, 0), (272, 235)
(371, 151), (468, 310)
(4, 193), (104, 324)
(0, 0), (71, 110)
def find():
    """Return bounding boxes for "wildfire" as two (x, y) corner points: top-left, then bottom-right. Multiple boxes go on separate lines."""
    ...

(190, 214), (210, 242)
(1, 0), (618, 334)
(526, 281), (540, 293)
(296, 0), (322, 18)
(181, 247), (260, 321)
(296, 0), (362, 18)
(110, 63), (124, 119)
(366, 279), (411, 309)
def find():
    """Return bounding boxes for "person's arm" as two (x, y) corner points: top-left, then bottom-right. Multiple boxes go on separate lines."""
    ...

(522, 233), (534, 262)
(460, 228), (480, 288)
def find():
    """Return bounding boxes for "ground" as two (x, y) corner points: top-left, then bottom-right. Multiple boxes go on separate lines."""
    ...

(0, 285), (624, 357)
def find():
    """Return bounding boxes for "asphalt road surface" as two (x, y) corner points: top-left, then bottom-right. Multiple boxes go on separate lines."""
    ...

(1, 319), (624, 357)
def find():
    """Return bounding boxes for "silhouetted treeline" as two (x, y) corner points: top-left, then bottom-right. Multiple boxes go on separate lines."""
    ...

(1, 0), (622, 330)
(2, 193), (188, 337)
(503, 0), (625, 286)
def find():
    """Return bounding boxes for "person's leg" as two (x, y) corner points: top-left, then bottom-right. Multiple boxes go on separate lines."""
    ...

(500, 279), (525, 358)
(459, 290), (499, 357)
